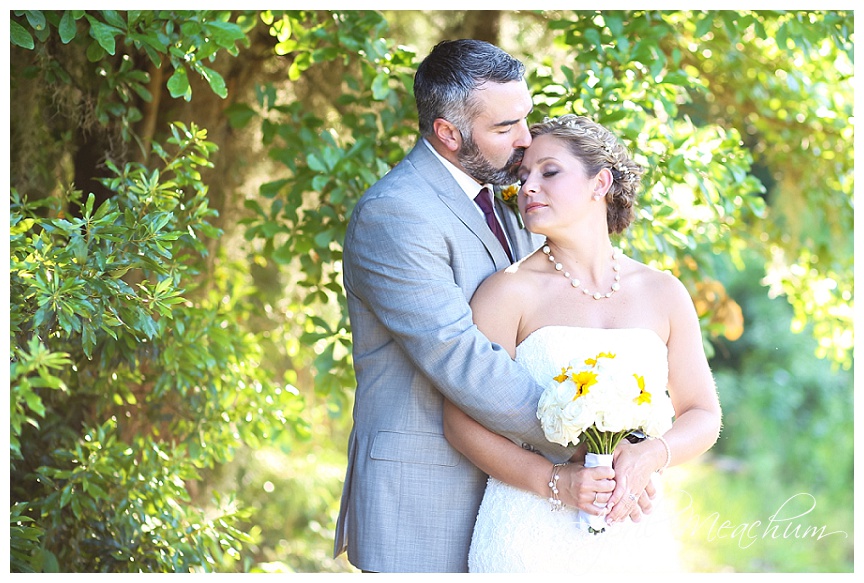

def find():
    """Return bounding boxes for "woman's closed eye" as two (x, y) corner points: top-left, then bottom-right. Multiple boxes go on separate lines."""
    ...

(538, 163), (563, 178)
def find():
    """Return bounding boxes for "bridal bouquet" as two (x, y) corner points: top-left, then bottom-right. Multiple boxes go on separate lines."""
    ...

(536, 351), (675, 533)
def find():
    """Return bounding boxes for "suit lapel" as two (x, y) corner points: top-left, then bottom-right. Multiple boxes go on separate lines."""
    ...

(441, 190), (512, 270)
(407, 144), (512, 270)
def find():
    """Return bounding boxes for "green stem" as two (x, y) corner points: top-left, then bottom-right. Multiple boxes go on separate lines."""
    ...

(583, 427), (602, 453)
(586, 429), (632, 455)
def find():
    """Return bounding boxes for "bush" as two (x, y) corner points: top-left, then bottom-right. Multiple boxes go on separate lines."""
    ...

(9, 123), (307, 572)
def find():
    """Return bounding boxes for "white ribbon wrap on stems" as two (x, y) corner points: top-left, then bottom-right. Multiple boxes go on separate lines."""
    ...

(576, 452), (613, 534)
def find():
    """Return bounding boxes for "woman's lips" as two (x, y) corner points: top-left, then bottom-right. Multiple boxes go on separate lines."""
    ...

(524, 202), (547, 212)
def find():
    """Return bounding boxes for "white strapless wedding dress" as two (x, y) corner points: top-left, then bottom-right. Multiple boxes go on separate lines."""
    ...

(468, 326), (684, 573)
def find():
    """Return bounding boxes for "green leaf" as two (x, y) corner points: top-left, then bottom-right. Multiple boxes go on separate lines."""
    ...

(58, 11), (78, 43)
(86, 16), (120, 55)
(82, 322), (96, 358)
(84, 192), (96, 217)
(695, 12), (715, 38)
(10, 217), (36, 235)
(10, 19), (35, 50)
(313, 229), (334, 248)
(661, 70), (692, 87)
(312, 175), (330, 191)
(59, 484), (74, 509)
(204, 20), (246, 47)
(288, 51), (311, 81)
(85, 38), (105, 62)
(306, 152), (326, 172)
(371, 72), (390, 100)
(584, 28), (602, 50)
(22, 10), (46, 31)
(24, 390), (46, 418)
(100, 10), (126, 30)
(167, 66), (192, 101)
(34, 549), (59, 574)
(272, 242), (294, 265)
(198, 64), (228, 99)
(260, 179), (288, 199)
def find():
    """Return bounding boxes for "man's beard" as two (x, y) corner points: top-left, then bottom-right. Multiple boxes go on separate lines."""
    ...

(457, 134), (524, 185)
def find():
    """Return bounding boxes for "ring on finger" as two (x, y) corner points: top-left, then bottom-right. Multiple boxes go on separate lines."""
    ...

(628, 492), (639, 502)
(592, 493), (605, 508)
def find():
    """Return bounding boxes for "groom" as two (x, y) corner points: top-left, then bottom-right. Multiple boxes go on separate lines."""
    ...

(333, 39), (571, 573)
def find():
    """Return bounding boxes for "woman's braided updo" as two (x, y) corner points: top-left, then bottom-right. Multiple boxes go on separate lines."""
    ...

(529, 114), (644, 234)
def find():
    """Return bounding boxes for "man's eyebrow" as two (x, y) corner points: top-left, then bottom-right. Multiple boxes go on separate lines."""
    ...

(493, 119), (519, 128)
(493, 108), (534, 128)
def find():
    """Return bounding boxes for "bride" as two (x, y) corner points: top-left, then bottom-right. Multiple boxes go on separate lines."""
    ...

(443, 115), (722, 572)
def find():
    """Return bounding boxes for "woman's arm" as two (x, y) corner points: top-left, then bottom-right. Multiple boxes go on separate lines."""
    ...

(443, 399), (552, 497)
(605, 273), (723, 524)
(443, 398), (614, 511)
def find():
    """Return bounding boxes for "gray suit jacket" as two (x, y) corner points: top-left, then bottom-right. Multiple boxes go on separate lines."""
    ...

(334, 141), (570, 573)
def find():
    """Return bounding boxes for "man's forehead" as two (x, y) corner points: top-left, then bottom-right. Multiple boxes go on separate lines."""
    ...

(472, 81), (532, 124)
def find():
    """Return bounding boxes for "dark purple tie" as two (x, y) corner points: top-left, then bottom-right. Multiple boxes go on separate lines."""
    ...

(474, 187), (513, 262)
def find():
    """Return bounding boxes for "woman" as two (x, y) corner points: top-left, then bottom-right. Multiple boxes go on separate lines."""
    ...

(443, 115), (722, 572)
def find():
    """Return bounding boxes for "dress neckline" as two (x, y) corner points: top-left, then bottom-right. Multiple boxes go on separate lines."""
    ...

(516, 325), (666, 351)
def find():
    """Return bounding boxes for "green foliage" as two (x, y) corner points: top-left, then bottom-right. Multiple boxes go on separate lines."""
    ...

(674, 463), (852, 572)
(239, 10), (418, 403)
(9, 122), (308, 572)
(29, 418), (255, 572)
(711, 256), (853, 499)
(10, 503), (46, 573)
(679, 11), (854, 366)
(10, 10), (249, 144)
(673, 251), (852, 572)
(199, 414), (354, 573)
(522, 10), (852, 365)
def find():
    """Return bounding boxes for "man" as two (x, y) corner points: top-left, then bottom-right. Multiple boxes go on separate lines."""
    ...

(333, 39), (570, 573)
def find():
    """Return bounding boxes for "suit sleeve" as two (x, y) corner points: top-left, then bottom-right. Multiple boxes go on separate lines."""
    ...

(344, 192), (570, 462)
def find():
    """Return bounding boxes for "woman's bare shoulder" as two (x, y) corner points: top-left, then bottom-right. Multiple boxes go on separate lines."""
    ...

(627, 257), (684, 287)
(472, 251), (545, 304)
(626, 258), (696, 319)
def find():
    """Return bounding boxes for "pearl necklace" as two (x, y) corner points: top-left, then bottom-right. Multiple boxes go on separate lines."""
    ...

(542, 243), (622, 300)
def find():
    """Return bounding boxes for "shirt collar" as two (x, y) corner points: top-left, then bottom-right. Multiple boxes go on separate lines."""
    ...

(422, 138), (491, 201)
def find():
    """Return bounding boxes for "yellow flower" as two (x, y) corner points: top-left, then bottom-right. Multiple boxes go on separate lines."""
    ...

(495, 184), (525, 229)
(500, 184), (519, 201)
(634, 373), (652, 404)
(585, 352), (616, 366)
(553, 366), (572, 383)
(571, 370), (598, 400)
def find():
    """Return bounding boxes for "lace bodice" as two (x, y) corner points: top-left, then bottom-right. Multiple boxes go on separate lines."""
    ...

(516, 325), (669, 391)
(468, 326), (682, 573)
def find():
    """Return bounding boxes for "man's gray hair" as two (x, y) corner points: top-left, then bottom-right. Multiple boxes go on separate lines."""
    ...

(414, 39), (525, 138)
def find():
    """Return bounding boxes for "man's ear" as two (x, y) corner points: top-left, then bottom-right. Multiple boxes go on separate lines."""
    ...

(432, 118), (462, 152)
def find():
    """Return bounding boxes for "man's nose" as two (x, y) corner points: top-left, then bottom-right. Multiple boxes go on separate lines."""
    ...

(513, 120), (532, 149)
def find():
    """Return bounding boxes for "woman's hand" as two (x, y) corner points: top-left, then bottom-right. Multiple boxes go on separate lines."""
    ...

(555, 463), (616, 516)
(604, 440), (662, 524)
